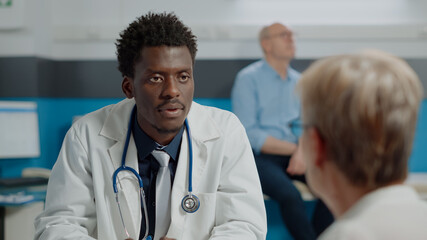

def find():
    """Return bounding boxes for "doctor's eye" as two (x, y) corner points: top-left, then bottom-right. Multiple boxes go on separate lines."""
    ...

(178, 74), (191, 83)
(149, 76), (163, 83)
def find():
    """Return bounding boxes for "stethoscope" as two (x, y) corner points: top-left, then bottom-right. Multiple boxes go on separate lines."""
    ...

(112, 106), (200, 240)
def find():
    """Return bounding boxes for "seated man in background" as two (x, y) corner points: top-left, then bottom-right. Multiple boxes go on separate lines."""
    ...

(294, 49), (427, 239)
(231, 22), (333, 239)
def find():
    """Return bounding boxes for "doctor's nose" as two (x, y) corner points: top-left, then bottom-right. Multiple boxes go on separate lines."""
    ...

(161, 78), (180, 99)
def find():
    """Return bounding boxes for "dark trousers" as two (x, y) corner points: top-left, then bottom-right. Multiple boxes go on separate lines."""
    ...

(255, 153), (334, 240)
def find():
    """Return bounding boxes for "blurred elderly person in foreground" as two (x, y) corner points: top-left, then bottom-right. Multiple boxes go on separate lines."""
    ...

(293, 49), (427, 239)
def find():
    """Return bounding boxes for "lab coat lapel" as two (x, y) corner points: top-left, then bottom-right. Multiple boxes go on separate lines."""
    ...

(167, 102), (218, 239)
(108, 135), (141, 238)
(167, 128), (190, 239)
(102, 99), (141, 238)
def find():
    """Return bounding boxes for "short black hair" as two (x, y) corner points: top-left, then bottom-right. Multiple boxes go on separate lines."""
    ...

(115, 12), (198, 78)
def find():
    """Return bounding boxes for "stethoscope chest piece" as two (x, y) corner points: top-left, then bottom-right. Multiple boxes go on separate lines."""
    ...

(181, 194), (200, 213)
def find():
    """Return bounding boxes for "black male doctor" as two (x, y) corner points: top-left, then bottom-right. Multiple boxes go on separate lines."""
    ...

(35, 12), (267, 240)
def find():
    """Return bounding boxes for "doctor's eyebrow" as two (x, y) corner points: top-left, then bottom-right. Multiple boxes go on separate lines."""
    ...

(144, 67), (192, 74)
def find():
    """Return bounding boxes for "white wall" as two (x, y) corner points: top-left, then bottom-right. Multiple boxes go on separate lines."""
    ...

(1, 0), (427, 59)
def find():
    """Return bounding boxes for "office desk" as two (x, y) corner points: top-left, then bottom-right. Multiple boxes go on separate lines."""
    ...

(0, 179), (47, 240)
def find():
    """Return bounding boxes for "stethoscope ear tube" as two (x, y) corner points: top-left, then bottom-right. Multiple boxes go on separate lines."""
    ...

(183, 119), (200, 213)
(184, 119), (193, 193)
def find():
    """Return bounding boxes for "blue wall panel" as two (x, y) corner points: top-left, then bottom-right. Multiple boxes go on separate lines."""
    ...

(410, 102), (427, 172)
(0, 97), (426, 178)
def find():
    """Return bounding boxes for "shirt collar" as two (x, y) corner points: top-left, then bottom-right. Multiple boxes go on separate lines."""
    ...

(261, 58), (292, 81)
(132, 113), (183, 162)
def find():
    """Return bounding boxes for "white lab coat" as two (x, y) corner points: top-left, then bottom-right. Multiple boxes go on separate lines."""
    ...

(34, 98), (267, 240)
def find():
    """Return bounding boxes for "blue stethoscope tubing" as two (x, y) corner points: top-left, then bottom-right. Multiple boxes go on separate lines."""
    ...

(181, 116), (200, 214)
(112, 106), (199, 239)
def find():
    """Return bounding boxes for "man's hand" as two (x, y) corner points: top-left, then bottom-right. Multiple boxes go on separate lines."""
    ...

(286, 142), (306, 175)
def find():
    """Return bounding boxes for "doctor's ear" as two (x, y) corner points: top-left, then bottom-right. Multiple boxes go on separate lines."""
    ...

(122, 76), (134, 99)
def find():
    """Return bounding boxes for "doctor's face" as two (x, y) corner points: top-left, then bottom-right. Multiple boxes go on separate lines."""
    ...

(122, 46), (194, 145)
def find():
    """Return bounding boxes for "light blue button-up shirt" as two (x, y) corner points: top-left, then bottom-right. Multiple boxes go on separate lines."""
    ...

(231, 59), (301, 154)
